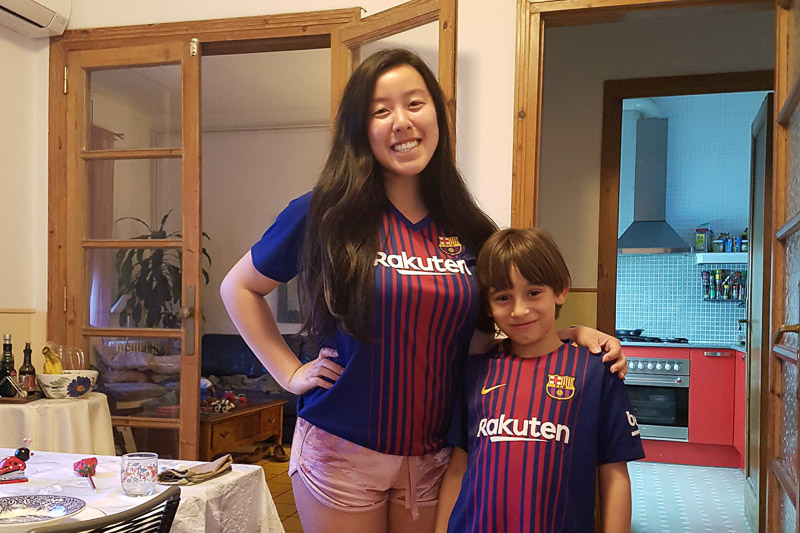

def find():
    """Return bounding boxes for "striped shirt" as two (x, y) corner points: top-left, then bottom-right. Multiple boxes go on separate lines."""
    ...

(447, 341), (645, 532)
(251, 192), (478, 455)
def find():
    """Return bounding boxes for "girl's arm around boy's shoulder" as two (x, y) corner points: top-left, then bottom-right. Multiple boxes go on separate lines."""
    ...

(434, 447), (468, 533)
(598, 461), (632, 533)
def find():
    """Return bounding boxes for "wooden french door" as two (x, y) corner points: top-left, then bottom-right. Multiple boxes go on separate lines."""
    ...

(62, 40), (203, 459)
(766, 2), (800, 530)
(747, 92), (773, 528)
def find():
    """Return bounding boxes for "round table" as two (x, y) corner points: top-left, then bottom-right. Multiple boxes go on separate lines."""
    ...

(0, 392), (115, 455)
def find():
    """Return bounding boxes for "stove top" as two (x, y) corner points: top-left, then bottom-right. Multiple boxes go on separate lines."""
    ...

(618, 335), (689, 344)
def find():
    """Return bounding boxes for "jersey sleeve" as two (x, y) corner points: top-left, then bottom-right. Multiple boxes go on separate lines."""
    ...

(597, 362), (646, 465)
(250, 191), (312, 282)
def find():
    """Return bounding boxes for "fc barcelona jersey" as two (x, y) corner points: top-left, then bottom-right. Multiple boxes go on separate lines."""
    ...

(447, 341), (645, 532)
(251, 192), (479, 455)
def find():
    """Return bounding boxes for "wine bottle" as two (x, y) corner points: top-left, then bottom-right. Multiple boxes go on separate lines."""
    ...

(18, 342), (36, 395)
(0, 334), (17, 397)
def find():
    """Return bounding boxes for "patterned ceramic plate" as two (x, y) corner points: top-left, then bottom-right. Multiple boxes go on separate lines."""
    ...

(0, 495), (86, 525)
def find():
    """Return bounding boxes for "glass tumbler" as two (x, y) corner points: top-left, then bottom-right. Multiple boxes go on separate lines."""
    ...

(120, 452), (158, 496)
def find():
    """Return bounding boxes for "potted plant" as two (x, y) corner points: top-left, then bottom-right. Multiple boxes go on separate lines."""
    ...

(113, 210), (210, 329)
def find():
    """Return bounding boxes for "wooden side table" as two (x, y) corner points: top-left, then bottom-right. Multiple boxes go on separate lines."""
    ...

(199, 399), (286, 461)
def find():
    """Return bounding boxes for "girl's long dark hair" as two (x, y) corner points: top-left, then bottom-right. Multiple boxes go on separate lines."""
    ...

(299, 48), (497, 344)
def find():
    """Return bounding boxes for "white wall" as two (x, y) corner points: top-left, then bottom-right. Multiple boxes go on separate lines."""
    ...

(0, 25), (49, 355)
(202, 127), (329, 333)
(539, 10), (774, 287)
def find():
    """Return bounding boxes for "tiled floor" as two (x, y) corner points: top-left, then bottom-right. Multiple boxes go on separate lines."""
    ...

(256, 454), (752, 533)
(258, 456), (302, 533)
(630, 461), (753, 532)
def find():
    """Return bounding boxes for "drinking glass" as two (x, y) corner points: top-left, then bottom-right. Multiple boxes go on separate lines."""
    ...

(120, 452), (158, 496)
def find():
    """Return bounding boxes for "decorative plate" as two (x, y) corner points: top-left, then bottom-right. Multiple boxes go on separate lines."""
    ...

(0, 495), (86, 525)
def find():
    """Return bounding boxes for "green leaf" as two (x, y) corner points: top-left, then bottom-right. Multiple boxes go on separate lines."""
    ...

(132, 303), (142, 326)
(115, 216), (152, 232)
(159, 210), (173, 231)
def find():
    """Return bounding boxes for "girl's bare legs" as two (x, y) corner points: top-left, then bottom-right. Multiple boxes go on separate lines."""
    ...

(291, 473), (388, 533)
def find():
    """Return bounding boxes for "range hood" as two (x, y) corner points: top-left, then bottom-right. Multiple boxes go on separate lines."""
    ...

(617, 118), (691, 254)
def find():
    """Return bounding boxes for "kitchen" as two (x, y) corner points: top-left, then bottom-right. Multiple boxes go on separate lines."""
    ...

(616, 90), (768, 467)
(614, 89), (770, 530)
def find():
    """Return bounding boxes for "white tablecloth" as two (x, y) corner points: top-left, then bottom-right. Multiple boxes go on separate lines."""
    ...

(0, 393), (115, 455)
(0, 449), (284, 533)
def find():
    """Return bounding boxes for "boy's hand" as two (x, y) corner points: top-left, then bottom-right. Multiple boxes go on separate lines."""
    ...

(562, 326), (627, 379)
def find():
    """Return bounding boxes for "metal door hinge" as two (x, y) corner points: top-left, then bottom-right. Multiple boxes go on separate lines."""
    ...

(63, 67), (68, 94)
(190, 38), (199, 57)
(63, 286), (67, 312)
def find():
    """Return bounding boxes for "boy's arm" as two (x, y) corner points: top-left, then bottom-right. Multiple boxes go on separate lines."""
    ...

(598, 462), (632, 533)
(435, 447), (468, 533)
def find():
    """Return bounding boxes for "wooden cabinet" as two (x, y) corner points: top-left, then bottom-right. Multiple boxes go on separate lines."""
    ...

(199, 399), (286, 461)
(688, 349), (735, 445)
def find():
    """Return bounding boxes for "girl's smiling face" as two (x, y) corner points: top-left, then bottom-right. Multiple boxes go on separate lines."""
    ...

(368, 64), (439, 184)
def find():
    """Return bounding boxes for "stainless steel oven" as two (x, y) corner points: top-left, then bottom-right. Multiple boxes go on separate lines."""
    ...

(625, 357), (690, 441)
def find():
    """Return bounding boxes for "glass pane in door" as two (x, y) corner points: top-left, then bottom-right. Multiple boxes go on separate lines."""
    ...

(88, 336), (182, 414)
(88, 65), (182, 150)
(360, 21), (439, 70)
(87, 248), (183, 329)
(86, 157), (182, 240)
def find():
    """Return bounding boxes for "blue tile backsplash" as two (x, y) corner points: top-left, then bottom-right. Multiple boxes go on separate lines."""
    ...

(616, 253), (747, 345)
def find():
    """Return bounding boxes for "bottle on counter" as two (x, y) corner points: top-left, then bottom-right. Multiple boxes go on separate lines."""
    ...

(18, 342), (36, 395)
(0, 334), (18, 397)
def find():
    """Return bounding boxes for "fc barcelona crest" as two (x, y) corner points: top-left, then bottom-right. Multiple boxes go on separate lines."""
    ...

(438, 236), (463, 256)
(546, 373), (575, 401)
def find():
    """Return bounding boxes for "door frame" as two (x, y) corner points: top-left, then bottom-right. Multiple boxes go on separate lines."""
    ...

(512, 0), (793, 530)
(595, 71), (773, 336)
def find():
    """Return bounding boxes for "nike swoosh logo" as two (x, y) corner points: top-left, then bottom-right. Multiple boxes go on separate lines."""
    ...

(481, 384), (506, 395)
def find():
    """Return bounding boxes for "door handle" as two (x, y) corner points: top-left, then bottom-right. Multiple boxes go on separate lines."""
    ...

(774, 324), (800, 344)
(181, 285), (196, 356)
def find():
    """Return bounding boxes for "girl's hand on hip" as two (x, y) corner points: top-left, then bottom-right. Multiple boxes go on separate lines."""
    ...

(287, 347), (344, 395)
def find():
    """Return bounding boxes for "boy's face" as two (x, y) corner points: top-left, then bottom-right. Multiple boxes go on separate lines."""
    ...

(488, 267), (568, 357)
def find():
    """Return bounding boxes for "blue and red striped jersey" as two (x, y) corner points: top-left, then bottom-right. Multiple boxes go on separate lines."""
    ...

(447, 341), (645, 532)
(251, 192), (478, 455)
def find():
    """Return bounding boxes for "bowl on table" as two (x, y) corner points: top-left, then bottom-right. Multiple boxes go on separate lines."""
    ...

(36, 370), (98, 399)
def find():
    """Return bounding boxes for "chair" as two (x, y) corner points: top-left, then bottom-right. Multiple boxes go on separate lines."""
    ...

(26, 485), (181, 533)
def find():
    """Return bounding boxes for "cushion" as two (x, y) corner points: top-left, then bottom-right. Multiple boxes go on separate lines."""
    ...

(95, 344), (153, 370)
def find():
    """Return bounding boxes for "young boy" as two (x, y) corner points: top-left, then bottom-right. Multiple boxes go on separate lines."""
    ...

(436, 227), (644, 533)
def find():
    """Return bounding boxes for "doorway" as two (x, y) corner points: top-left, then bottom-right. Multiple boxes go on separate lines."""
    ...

(514, 1), (776, 530)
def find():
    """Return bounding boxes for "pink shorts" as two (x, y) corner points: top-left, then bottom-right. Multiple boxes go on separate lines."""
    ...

(289, 417), (452, 520)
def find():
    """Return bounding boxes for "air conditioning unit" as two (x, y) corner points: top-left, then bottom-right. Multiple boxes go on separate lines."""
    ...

(0, 0), (70, 38)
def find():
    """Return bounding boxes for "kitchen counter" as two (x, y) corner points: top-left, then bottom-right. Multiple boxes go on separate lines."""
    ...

(622, 341), (747, 352)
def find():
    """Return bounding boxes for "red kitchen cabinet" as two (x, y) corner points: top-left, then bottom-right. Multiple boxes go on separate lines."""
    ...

(733, 350), (746, 464)
(688, 349), (735, 445)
